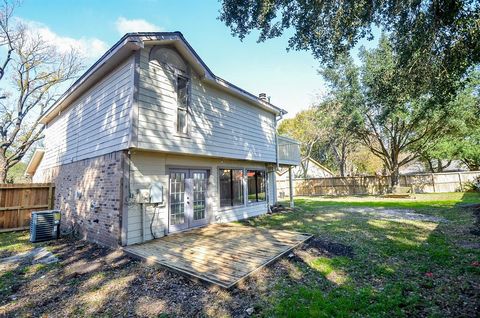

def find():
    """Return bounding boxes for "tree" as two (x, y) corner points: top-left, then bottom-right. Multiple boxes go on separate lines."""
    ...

(420, 70), (480, 171)
(278, 107), (329, 177)
(349, 145), (384, 175)
(320, 54), (363, 176)
(220, 0), (480, 105)
(0, 1), (82, 182)
(358, 37), (451, 185)
(321, 36), (465, 185)
(278, 100), (361, 177)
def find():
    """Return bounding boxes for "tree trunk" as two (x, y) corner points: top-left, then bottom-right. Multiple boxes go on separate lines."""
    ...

(339, 161), (346, 177)
(0, 155), (7, 183)
(390, 165), (400, 187)
(436, 159), (441, 172)
(427, 159), (435, 173)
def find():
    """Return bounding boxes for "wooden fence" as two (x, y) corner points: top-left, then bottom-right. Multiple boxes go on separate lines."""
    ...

(0, 183), (55, 232)
(276, 171), (480, 198)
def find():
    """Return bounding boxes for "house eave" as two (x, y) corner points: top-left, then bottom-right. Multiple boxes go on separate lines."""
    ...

(39, 37), (144, 124)
(24, 148), (45, 177)
(40, 32), (287, 125)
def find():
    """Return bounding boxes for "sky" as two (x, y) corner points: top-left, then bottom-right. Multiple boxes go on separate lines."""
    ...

(13, 0), (324, 118)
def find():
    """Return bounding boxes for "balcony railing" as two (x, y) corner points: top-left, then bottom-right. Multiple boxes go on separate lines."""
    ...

(278, 135), (301, 166)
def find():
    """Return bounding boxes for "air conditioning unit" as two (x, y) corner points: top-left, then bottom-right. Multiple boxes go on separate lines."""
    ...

(30, 210), (61, 243)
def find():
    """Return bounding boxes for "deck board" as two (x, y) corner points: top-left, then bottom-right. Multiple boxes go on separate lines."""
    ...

(124, 223), (311, 288)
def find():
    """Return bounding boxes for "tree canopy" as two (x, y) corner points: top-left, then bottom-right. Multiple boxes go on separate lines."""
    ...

(421, 70), (480, 171)
(282, 36), (478, 184)
(0, 1), (83, 182)
(220, 0), (480, 103)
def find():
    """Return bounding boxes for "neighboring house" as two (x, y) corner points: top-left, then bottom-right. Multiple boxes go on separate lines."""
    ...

(400, 159), (469, 175)
(26, 32), (300, 247)
(277, 157), (334, 180)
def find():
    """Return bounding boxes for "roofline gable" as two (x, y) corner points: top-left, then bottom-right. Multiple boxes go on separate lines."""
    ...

(40, 32), (287, 124)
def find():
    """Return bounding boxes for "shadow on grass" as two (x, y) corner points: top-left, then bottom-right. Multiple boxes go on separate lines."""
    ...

(255, 192), (480, 317)
(1, 192), (479, 317)
(291, 192), (480, 210)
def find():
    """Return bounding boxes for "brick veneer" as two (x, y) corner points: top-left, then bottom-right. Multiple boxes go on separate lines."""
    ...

(34, 151), (126, 247)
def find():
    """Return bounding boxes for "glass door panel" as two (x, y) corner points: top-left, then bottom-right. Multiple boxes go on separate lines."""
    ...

(169, 169), (209, 232)
(169, 170), (189, 232)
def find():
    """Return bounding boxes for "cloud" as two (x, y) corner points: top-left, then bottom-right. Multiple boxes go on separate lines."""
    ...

(17, 18), (108, 61)
(115, 17), (163, 35)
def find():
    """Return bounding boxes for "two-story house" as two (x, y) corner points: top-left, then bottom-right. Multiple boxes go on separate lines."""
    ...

(27, 32), (300, 247)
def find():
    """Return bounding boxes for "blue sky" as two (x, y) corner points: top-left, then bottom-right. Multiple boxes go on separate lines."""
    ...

(16, 0), (377, 117)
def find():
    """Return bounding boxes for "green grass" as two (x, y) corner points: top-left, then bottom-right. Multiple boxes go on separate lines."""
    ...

(246, 192), (480, 317)
(1, 192), (478, 317)
(0, 230), (32, 258)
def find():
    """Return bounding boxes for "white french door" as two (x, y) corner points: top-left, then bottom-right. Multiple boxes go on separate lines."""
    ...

(169, 169), (208, 233)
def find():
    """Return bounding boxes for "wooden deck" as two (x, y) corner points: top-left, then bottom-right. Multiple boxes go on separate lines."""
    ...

(123, 223), (311, 288)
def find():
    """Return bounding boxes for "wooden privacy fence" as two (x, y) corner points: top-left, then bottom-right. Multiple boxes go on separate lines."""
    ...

(0, 183), (55, 232)
(277, 171), (480, 197)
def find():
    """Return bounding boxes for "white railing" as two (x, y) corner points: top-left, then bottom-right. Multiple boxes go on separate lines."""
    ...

(278, 135), (301, 166)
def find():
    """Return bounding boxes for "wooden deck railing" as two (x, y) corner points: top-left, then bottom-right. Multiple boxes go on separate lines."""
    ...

(278, 135), (301, 166)
(0, 183), (55, 232)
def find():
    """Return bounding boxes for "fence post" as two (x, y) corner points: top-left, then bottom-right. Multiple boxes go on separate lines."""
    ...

(48, 184), (54, 209)
(458, 173), (463, 192)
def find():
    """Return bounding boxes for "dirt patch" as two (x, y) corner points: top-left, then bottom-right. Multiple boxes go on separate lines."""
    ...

(0, 237), (315, 318)
(287, 237), (355, 267)
(300, 237), (354, 259)
(341, 207), (447, 223)
(268, 204), (303, 214)
(466, 204), (480, 236)
(457, 241), (480, 249)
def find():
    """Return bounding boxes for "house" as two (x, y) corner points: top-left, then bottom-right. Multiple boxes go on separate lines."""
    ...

(400, 159), (468, 175)
(26, 32), (301, 247)
(277, 157), (334, 180)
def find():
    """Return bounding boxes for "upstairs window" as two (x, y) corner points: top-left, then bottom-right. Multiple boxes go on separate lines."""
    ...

(247, 170), (266, 203)
(219, 169), (244, 207)
(149, 46), (190, 135)
(176, 75), (189, 134)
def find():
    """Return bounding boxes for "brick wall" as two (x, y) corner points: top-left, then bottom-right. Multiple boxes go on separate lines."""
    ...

(34, 151), (126, 247)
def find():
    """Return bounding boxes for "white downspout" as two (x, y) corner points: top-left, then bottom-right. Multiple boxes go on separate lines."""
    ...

(275, 112), (284, 170)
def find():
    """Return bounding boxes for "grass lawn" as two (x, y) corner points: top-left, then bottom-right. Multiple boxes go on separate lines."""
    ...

(0, 192), (479, 317)
(246, 192), (480, 317)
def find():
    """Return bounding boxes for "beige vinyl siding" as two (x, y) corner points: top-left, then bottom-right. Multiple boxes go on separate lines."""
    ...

(126, 151), (269, 245)
(134, 47), (277, 163)
(35, 57), (134, 173)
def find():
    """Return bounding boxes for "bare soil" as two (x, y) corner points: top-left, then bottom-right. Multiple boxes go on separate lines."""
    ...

(468, 204), (480, 236)
(0, 236), (332, 317)
(299, 237), (354, 258)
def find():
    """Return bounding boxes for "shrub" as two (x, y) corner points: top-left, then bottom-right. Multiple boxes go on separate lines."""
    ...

(464, 176), (480, 192)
